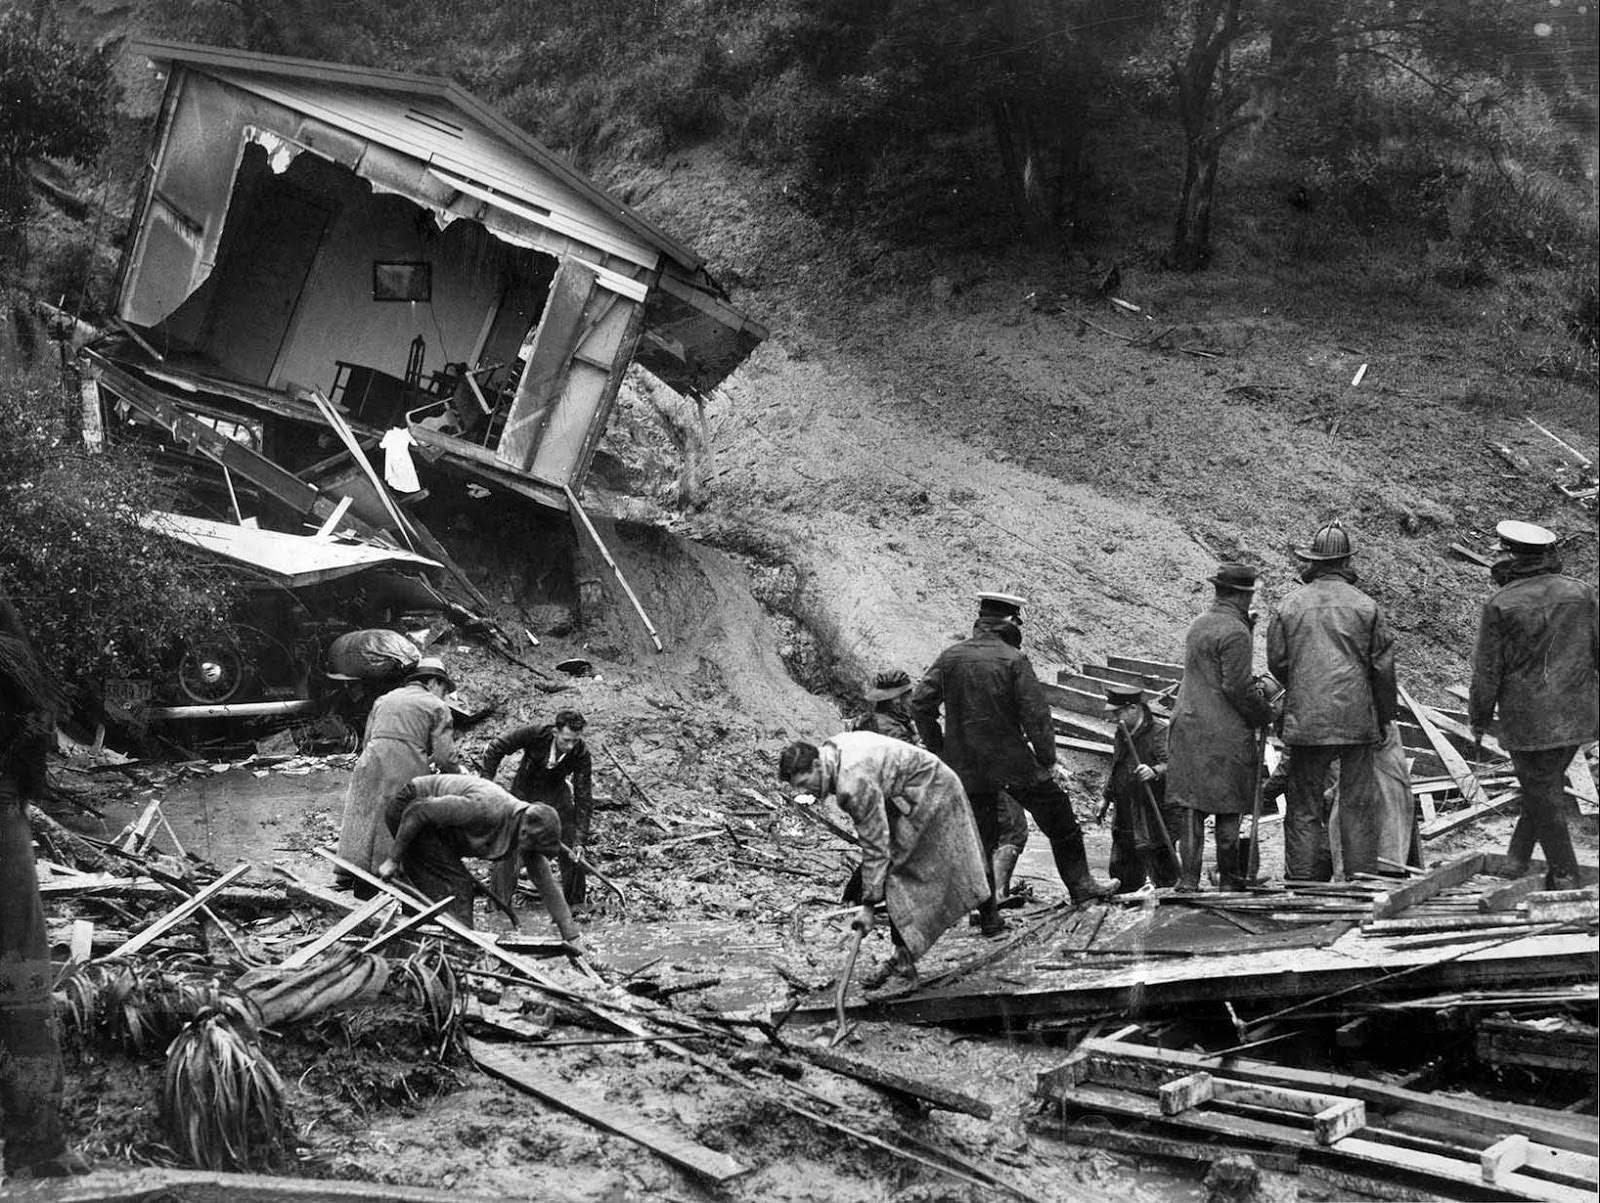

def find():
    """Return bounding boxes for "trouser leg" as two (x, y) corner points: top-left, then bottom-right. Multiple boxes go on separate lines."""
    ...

(1214, 814), (1243, 888)
(397, 834), (477, 928)
(1108, 795), (1146, 893)
(1335, 744), (1381, 879)
(1284, 745), (1337, 881)
(1510, 746), (1580, 883)
(533, 782), (584, 903)
(967, 790), (1003, 927)
(1178, 810), (1204, 889)
(0, 797), (67, 1172)
(1011, 777), (1113, 899)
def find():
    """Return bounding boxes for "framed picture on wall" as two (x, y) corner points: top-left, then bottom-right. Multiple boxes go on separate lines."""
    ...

(372, 261), (432, 302)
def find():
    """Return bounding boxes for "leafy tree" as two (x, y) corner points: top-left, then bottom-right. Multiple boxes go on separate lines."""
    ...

(0, 367), (234, 694)
(0, 10), (117, 223)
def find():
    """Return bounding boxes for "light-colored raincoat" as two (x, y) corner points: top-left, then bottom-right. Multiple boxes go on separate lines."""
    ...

(817, 732), (989, 960)
(337, 681), (457, 873)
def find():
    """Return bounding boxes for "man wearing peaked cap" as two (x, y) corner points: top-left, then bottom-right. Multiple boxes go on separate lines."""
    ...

(337, 654), (459, 891)
(912, 591), (1116, 931)
(1102, 683), (1178, 892)
(1267, 521), (1397, 882)
(1168, 563), (1274, 891)
(1470, 520), (1597, 890)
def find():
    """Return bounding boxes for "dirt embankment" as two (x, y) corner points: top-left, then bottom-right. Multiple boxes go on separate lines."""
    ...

(600, 147), (1597, 705)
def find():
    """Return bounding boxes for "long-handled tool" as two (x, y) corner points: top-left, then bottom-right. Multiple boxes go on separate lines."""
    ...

(560, 842), (627, 910)
(1244, 726), (1268, 884)
(828, 924), (865, 1047)
(1116, 724), (1181, 885)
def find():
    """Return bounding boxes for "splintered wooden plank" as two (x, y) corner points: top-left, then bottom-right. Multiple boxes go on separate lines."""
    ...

(1370, 853), (1485, 920)
(1399, 685), (1489, 808)
(102, 863), (252, 959)
(282, 896), (396, 969)
(801, 1046), (993, 1118)
(1482, 1134), (1529, 1184)
(1479, 873), (1547, 913)
(1421, 790), (1521, 840)
(1041, 680), (1111, 717)
(469, 1039), (748, 1182)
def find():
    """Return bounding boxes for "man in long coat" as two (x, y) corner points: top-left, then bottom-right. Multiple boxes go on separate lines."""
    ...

(779, 732), (988, 987)
(1267, 521), (1397, 881)
(381, 772), (583, 947)
(337, 656), (458, 891)
(912, 592), (1115, 932)
(1102, 684), (1179, 892)
(1168, 564), (1274, 891)
(480, 708), (593, 903)
(1470, 520), (1598, 889)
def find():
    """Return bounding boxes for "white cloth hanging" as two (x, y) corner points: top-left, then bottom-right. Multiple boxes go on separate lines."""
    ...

(379, 427), (422, 493)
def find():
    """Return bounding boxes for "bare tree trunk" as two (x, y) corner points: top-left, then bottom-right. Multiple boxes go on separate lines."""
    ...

(1167, 0), (1248, 272)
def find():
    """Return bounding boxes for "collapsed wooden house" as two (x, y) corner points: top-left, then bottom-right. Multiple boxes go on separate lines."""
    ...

(85, 38), (764, 572)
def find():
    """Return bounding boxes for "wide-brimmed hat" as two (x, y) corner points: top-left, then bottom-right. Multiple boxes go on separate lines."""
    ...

(1207, 562), (1259, 591)
(976, 591), (1027, 621)
(1103, 684), (1145, 710)
(865, 669), (914, 702)
(406, 656), (455, 690)
(1296, 519), (1353, 561)
(1495, 519), (1556, 552)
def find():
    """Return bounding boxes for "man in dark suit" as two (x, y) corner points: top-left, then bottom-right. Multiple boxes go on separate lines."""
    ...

(480, 708), (594, 902)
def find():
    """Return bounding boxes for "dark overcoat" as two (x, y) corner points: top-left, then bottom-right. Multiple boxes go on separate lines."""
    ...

(910, 626), (1055, 796)
(1168, 602), (1272, 815)
(1469, 562), (1599, 752)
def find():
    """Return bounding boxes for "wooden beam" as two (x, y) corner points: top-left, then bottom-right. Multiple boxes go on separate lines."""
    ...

(564, 483), (663, 652)
(1040, 680), (1109, 717)
(361, 895), (456, 953)
(1481, 1134), (1529, 1184)
(1399, 685), (1489, 808)
(1371, 853), (1485, 919)
(1332, 1136), (1592, 1203)
(1478, 873), (1546, 913)
(1106, 656), (1183, 681)
(281, 896), (395, 969)
(102, 863), (251, 959)
(799, 1046), (993, 1118)
(469, 1038), (749, 1182)
(1043, 1037), (1600, 1156)
(1420, 790), (1521, 840)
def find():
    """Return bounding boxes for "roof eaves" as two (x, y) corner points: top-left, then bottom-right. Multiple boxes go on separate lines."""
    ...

(131, 37), (705, 275)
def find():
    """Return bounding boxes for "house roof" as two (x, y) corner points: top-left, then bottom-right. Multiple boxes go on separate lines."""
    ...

(131, 38), (703, 273)
(139, 510), (441, 587)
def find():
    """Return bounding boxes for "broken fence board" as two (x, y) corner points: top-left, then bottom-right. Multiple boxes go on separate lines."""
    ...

(1399, 685), (1489, 809)
(799, 1045), (993, 1118)
(102, 863), (252, 959)
(469, 1038), (748, 1182)
(1370, 853), (1485, 920)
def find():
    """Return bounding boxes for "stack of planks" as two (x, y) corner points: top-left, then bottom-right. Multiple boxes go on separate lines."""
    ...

(1036, 1037), (1599, 1203)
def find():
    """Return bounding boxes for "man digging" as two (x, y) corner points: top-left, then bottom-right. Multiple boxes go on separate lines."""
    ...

(779, 732), (989, 990)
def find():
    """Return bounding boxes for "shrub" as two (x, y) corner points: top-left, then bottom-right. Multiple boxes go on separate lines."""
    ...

(0, 363), (235, 693)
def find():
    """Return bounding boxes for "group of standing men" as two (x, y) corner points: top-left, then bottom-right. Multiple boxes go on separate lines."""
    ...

(780, 514), (1598, 985)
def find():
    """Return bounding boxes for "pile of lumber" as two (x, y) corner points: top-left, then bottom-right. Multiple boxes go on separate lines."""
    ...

(1036, 1037), (1599, 1203)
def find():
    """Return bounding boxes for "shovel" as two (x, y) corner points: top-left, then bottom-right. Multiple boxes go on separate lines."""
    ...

(828, 924), (865, 1047)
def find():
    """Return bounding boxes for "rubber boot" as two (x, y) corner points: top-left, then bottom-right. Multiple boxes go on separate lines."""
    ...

(992, 845), (1023, 909)
(1051, 833), (1118, 904)
(977, 896), (1006, 937)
